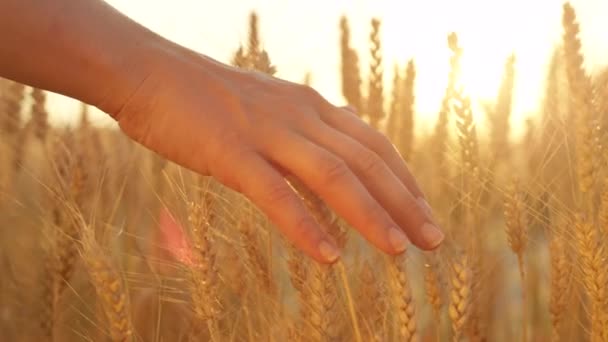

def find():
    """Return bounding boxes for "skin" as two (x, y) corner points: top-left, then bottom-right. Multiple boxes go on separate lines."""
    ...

(0, 0), (444, 263)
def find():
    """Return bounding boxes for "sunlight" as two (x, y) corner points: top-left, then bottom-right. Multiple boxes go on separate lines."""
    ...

(4, 2), (608, 341)
(46, 0), (607, 137)
(378, 0), (559, 134)
(460, 51), (505, 106)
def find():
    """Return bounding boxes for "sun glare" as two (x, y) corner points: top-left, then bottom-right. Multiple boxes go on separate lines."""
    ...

(5, 2), (608, 341)
(48, 0), (607, 136)
(377, 0), (564, 135)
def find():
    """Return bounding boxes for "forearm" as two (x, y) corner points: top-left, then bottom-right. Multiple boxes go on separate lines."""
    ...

(0, 0), (171, 114)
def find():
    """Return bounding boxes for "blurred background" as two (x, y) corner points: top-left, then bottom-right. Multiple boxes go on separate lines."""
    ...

(48, 0), (608, 136)
(3, 1), (608, 341)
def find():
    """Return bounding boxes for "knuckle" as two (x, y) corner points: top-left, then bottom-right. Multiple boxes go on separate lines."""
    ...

(402, 197), (426, 222)
(318, 156), (351, 186)
(260, 181), (295, 209)
(361, 203), (389, 229)
(298, 85), (321, 100)
(284, 105), (318, 127)
(217, 143), (250, 169)
(297, 85), (330, 110)
(214, 131), (251, 156)
(292, 216), (319, 240)
(370, 131), (395, 156)
(252, 118), (283, 141)
(213, 130), (240, 154)
(356, 148), (385, 176)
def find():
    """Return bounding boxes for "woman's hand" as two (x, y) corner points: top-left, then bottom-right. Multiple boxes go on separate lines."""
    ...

(0, 0), (443, 263)
(110, 49), (444, 263)
(0, 0), (443, 262)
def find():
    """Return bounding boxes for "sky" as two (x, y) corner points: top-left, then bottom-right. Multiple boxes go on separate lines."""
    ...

(47, 0), (608, 134)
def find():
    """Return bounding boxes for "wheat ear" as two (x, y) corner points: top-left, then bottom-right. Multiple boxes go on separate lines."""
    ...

(503, 179), (528, 342)
(574, 215), (608, 341)
(31, 87), (49, 141)
(81, 226), (133, 342)
(424, 251), (444, 323)
(562, 2), (596, 200)
(339, 16), (363, 112)
(549, 228), (571, 342)
(186, 192), (221, 340)
(449, 253), (472, 342)
(357, 260), (387, 341)
(386, 254), (419, 342)
(367, 18), (384, 128)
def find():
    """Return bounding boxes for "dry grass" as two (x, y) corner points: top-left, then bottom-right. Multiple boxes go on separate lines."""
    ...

(1, 2), (608, 341)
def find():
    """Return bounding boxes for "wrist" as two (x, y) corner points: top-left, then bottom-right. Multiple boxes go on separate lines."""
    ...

(91, 36), (170, 117)
(93, 37), (232, 119)
(98, 40), (241, 121)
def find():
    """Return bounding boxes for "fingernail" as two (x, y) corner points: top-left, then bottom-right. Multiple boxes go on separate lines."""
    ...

(421, 223), (445, 248)
(417, 197), (433, 217)
(388, 227), (409, 253)
(318, 240), (340, 263)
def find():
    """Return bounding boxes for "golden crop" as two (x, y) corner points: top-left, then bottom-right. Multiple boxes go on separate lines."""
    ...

(1, 3), (607, 341)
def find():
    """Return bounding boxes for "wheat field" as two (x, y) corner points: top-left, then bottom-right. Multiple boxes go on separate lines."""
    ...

(1, 2), (608, 342)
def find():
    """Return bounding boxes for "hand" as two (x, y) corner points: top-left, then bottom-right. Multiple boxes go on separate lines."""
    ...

(109, 48), (444, 263)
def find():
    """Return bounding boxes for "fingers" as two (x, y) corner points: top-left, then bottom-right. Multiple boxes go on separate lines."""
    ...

(300, 120), (444, 250)
(341, 105), (357, 114)
(214, 147), (340, 264)
(261, 129), (410, 255)
(320, 106), (426, 201)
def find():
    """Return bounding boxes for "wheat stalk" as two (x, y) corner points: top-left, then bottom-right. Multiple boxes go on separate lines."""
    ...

(287, 243), (308, 294)
(357, 260), (387, 341)
(424, 251), (444, 323)
(367, 18), (384, 129)
(81, 226), (133, 342)
(549, 228), (571, 342)
(399, 59), (416, 161)
(490, 54), (516, 166)
(449, 253), (472, 342)
(433, 33), (462, 184)
(503, 179), (528, 342)
(238, 208), (275, 295)
(339, 16), (363, 113)
(30, 87), (49, 141)
(386, 254), (419, 342)
(0, 80), (25, 141)
(563, 2), (596, 201)
(0, 139), (12, 204)
(39, 235), (57, 341)
(304, 261), (340, 342)
(49, 132), (89, 297)
(574, 215), (608, 341)
(598, 178), (608, 237)
(186, 190), (222, 340)
(288, 177), (347, 341)
(387, 64), (403, 143)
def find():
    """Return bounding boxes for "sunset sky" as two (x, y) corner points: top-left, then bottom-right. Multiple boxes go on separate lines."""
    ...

(48, 0), (608, 134)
